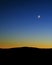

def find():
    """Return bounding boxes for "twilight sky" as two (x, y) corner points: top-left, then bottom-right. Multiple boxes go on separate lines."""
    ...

(0, 0), (52, 48)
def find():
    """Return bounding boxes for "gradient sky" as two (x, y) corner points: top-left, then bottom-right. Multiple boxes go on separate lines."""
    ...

(0, 0), (52, 48)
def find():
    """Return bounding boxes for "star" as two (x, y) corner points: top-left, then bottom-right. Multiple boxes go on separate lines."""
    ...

(38, 15), (40, 19)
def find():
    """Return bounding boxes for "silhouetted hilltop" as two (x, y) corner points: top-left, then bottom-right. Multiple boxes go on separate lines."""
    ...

(0, 47), (52, 64)
(0, 47), (52, 57)
(0, 47), (52, 54)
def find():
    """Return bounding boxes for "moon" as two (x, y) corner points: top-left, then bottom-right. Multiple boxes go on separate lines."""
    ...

(37, 15), (40, 19)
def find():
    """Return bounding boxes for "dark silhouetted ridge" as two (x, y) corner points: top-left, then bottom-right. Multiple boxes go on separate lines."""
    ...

(0, 47), (52, 64)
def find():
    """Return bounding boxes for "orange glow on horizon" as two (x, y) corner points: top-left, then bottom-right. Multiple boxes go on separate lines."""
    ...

(0, 41), (52, 49)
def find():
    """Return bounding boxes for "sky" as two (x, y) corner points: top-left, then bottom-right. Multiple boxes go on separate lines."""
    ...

(0, 0), (52, 48)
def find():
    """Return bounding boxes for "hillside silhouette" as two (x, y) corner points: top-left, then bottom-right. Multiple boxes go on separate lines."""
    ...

(0, 47), (52, 64)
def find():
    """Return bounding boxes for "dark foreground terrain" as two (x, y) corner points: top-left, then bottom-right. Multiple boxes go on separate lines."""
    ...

(0, 47), (52, 64)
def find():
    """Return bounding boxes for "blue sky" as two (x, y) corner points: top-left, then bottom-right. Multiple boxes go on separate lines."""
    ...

(0, 0), (52, 48)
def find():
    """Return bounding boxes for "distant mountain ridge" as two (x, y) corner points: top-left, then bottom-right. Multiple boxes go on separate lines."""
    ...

(0, 47), (52, 56)
(0, 47), (52, 64)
